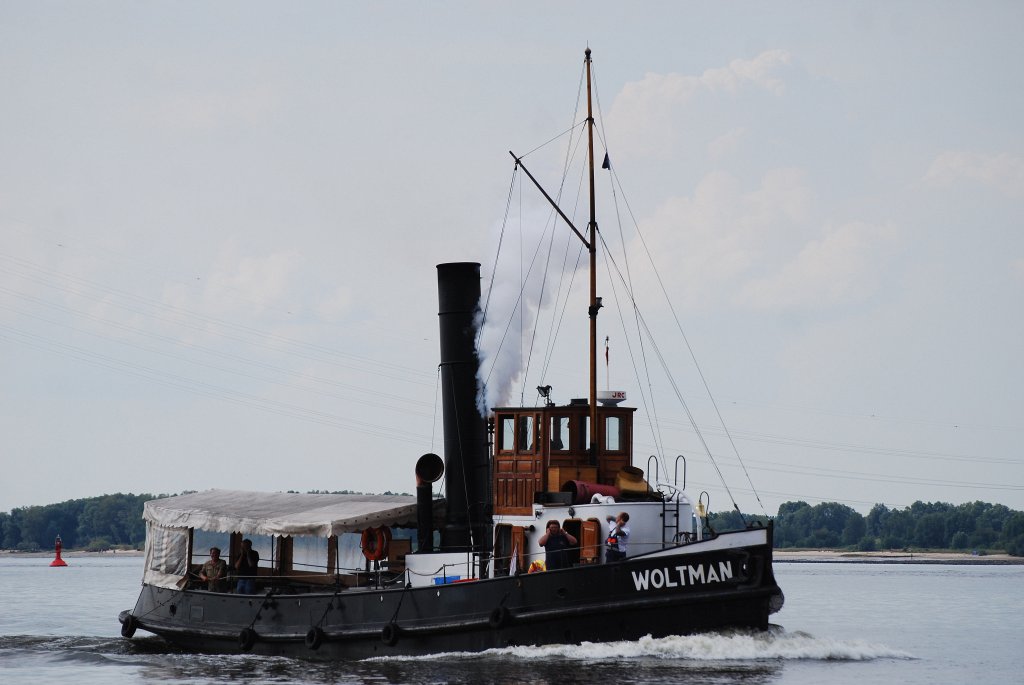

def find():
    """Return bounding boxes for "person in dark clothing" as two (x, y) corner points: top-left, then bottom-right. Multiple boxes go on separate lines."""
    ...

(538, 519), (577, 570)
(234, 538), (260, 594)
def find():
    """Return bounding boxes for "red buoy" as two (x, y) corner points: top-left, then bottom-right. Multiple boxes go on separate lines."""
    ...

(50, 534), (68, 567)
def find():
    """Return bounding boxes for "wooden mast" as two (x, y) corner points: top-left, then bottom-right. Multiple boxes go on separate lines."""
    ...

(585, 47), (600, 462)
(507, 48), (602, 464)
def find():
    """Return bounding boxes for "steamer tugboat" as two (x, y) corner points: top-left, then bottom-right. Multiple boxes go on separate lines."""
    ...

(119, 48), (783, 658)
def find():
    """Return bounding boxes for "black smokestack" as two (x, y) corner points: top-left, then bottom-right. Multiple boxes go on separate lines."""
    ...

(436, 262), (490, 553)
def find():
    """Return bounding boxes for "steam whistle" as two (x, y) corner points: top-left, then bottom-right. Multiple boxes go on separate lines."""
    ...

(50, 534), (68, 567)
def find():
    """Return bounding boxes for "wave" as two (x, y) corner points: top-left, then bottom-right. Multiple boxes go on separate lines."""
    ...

(0, 634), (182, 660)
(368, 628), (915, 663)
(1, 628), (914, 668)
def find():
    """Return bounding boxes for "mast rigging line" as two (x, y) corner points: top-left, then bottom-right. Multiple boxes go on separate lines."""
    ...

(613, 165), (769, 517)
(588, 60), (670, 478)
(0, 322), (429, 444)
(479, 164), (574, 404)
(588, 51), (761, 517)
(598, 238), (668, 480)
(594, 229), (746, 519)
(481, 108), (590, 408)
(483, 50), (762, 518)
(520, 112), (591, 406)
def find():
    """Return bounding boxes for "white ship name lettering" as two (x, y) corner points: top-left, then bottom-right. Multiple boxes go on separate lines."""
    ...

(631, 561), (733, 591)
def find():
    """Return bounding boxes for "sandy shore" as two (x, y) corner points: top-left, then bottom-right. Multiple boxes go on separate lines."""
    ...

(774, 549), (1023, 564)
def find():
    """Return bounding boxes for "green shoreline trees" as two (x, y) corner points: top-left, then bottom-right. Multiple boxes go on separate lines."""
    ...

(3, 494), (1023, 555)
(0, 493), (158, 552)
(710, 500), (1024, 556)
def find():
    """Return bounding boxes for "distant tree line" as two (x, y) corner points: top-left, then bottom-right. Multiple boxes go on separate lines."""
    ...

(0, 493), (166, 552)
(5, 493), (1024, 555)
(0, 490), (411, 552)
(708, 500), (1024, 556)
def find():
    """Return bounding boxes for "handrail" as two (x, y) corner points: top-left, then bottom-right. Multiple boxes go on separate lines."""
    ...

(646, 455), (660, 485)
(674, 455), (687, 490)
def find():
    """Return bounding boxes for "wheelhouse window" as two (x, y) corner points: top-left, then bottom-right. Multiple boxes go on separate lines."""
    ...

(578, 416), (590, 452)
(550, 416), (570, 452)
(517, 415), (535, 453)
(499, 415), (515, 452)
(605, 416), (622, 452)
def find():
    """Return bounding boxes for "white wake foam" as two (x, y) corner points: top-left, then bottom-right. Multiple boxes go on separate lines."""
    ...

(369, 630), (914, 663)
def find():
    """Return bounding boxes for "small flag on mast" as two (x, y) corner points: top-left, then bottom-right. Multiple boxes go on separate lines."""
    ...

(601, 152), (611, 169)
(605, 336), (610, 389)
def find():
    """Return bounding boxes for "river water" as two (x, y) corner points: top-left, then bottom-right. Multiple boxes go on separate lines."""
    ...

(0, 555), (1020, 684)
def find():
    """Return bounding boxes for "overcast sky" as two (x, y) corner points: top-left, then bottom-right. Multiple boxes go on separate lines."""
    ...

(2, 2), (1021, 517)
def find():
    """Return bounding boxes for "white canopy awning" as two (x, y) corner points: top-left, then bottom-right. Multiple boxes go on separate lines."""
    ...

(143, 489), (444, 538)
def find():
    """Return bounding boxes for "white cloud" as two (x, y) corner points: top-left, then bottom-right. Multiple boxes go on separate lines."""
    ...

(708, 127), (748, 161)
(924, 151), (1024, 198)
(628, 167), (813, 309)
(608, 50), (792, 155)
(700, 50), (793, 95)
(739, 220), (898, 310)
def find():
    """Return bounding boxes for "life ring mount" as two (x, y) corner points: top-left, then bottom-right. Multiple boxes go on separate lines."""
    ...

(360, 526), (392, 562)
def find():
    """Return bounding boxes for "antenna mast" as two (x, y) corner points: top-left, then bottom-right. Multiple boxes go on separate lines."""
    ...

(585, 47), (600, 462)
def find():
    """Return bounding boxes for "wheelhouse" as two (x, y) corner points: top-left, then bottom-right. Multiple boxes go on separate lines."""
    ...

(492, 399), (636, 515)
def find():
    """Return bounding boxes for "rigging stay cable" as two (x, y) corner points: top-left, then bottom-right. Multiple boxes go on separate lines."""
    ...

(596, 219), (763, 519)
(535, 129), (591, 384)
(598, 240), (669, 480)
(529, 94), (592, 403)
(500, 60), (593, 406)
(590, 67), (671, 477)
(483, 115), (591, 404)
(588, 62), (767, 515)
(481, 196), (560, 399)
(614, 170), (768, 518)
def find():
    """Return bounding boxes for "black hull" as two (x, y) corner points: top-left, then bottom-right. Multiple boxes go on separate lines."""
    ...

(122, 532), (782, 659)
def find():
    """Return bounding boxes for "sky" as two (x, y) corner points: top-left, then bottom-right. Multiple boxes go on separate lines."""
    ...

(1, 2), (1022, 518)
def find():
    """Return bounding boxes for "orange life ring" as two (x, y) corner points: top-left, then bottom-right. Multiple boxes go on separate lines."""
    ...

(360, 526), (392, 562)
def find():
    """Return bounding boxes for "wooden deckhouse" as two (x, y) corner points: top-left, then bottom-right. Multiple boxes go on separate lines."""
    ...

(492, 397), (636, 516)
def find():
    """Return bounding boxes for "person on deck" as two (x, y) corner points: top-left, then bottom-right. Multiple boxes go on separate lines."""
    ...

(234, 539), (260, 594)
(538, 520), (577, 570)
(198, 547), (227, 591)
(605, 512), (630, 562)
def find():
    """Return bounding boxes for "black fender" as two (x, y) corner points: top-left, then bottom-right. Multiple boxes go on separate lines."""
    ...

(239, 628), (257, 651)
(119, 614), (138, 638)
(381, 622), (400, 646)
(305, 626), (324, 650)
(488, 606), (510, 629)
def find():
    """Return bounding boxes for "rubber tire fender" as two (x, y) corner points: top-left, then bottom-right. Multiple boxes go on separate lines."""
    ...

(239, 628), (257, 652)
(120, 614), (138, 638)
(305, 626), (324, 650)
(488, 606), (510, 629)
(381, 622), (399, 646)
